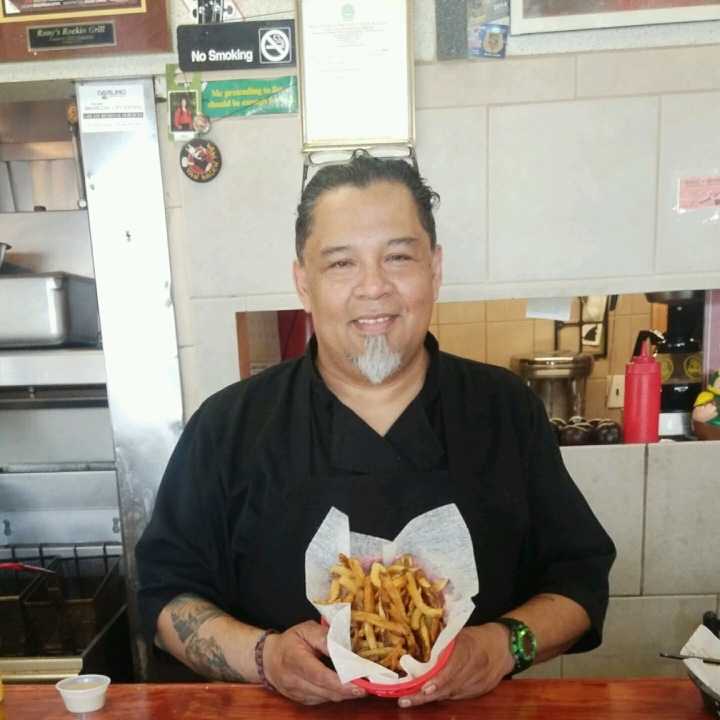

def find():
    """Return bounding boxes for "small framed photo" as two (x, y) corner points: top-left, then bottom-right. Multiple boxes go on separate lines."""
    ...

(168, 89), (199, 134)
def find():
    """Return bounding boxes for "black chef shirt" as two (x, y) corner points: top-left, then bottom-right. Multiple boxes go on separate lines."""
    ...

(136, 334), (615, 655)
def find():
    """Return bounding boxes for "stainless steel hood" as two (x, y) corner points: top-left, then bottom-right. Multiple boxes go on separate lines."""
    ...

(0, 98), (83, 212)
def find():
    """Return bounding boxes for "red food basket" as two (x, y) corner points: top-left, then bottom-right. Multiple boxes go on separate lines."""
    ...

(320, 616), (456, 698)
(352, 638), (456, 698)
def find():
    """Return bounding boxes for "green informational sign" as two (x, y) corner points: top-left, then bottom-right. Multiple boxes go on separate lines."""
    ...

(201, 76), (298, 119)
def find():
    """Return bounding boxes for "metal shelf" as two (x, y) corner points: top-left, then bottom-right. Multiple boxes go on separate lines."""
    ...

(0, 348), (106, 387)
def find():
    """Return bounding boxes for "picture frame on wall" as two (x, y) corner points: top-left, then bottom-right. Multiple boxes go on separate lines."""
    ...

(2, 0), (143, 21)
(510, 0), (720, 34)
(168, 89), (199, 134)
(297, 0), (414, 151)
(0, 0), (169, 63)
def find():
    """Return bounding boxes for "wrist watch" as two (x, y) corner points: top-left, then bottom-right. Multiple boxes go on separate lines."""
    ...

(494, 617), (537, 674)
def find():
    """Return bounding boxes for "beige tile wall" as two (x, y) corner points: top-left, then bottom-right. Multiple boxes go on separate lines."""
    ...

(433, 295), (656, 421)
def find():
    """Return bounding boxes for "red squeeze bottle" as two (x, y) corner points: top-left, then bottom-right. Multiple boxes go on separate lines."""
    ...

(623, 338), (661, 443)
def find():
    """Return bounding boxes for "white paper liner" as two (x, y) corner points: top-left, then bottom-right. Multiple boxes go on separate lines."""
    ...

(305, 503), (478, 685)
(681, 625), (720, 701)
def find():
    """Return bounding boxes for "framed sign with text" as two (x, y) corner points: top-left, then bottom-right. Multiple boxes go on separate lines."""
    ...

(0, 0), (170, 63)
(297, 0), (414, 151)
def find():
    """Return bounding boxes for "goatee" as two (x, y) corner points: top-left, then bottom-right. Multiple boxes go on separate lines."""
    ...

(351, 334), (402, 385)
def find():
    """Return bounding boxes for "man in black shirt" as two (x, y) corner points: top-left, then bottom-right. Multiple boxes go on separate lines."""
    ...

(136, 153), (615, 708)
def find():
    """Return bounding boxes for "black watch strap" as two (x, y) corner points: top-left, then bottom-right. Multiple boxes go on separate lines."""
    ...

(494, 617), (537, 675)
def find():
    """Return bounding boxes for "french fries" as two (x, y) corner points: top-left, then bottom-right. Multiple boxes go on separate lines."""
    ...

(318, 553), (447, 674)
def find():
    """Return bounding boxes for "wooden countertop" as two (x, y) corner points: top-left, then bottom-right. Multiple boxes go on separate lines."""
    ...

(1, 678), (710, 719)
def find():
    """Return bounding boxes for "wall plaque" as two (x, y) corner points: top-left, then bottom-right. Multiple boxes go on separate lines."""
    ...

(27, 20), (115, 51)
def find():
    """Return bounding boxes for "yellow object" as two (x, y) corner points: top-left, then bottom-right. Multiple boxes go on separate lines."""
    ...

(694, 390), (717, 407)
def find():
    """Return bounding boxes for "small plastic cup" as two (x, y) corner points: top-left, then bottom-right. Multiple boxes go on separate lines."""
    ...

(55, 674), (111, 714)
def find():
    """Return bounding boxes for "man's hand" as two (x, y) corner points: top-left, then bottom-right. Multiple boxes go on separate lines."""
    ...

(263, 620), (366, 705)
(397, 623), (514, 708)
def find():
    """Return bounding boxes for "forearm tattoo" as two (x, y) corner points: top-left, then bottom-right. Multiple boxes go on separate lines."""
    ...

(166, 593), (245, 682)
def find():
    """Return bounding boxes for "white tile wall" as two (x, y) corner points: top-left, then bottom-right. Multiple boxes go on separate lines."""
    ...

(413, 0), (437, 63)
(232, 0), (292, 19)
(644, 441), (720, 596)
(488, 97), (658, 284)
(180, 115), (301, 299)
(166, 207), (194, 348)
(415, 57), (575, 109)
(561, 445), (645, 596)
(577, 46), (720, 98)
(656, 92), (720, 275)
(562, 595), (715, 678)
(246, 293), (301, 311)
(416, 106), (487, 286)
(190, 296), (247, 402)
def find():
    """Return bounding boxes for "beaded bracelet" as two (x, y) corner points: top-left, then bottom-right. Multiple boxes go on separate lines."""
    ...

(254, 629), (278, 692)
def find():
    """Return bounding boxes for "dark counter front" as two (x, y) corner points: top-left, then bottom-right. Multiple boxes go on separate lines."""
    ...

(2, 678), (709, 719)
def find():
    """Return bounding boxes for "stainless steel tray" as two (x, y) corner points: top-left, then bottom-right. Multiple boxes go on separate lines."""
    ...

(0, 273), (98, 348)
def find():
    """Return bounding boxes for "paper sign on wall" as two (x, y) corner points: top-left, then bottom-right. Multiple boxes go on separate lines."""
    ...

(77, 83), (145, 133)
(677, 176), (720, 212)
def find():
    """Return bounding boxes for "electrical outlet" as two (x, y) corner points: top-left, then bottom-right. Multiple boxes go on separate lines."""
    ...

(607, 375), (625, 409)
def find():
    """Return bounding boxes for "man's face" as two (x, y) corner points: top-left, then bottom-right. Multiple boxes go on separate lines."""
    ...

(293, 181), (442, 384)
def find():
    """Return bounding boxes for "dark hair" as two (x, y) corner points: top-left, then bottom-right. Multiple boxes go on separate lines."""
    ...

(295, 151), (440, 262)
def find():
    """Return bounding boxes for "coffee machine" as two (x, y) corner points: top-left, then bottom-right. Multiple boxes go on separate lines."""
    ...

(634, 291), (704, 437)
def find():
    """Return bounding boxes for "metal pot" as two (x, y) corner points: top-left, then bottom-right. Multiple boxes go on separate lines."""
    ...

(511, 351), (594, 421)
(0, 242), (11, 270)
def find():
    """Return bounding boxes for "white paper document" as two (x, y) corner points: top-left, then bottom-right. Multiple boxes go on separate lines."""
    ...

(77, 84), (146, 134)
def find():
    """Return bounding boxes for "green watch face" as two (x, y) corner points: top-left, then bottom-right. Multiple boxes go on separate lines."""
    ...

(498, 618), (537, 673)
(516, 626), (537, 662)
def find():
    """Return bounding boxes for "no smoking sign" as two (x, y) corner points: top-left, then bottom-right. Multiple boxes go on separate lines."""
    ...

(259, 26), (292, 64)
(178, 19), (295, 71)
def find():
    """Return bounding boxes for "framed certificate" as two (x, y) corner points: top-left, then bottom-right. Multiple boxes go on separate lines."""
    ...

(297, 0), (414, 151)
(0, 0), (169, 62)
(511, 0), (720, 35)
